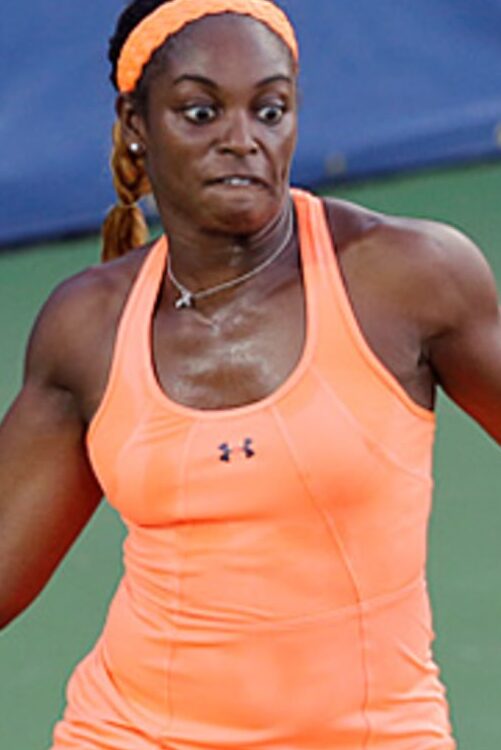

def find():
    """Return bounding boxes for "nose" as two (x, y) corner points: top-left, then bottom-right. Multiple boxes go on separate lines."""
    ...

(217, 109), (258, 157)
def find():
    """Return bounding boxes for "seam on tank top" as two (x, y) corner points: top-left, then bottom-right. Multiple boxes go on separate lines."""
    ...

(162, 420), (201, 740)
(270, 404), (373, 748)
(311, 365), (433, 484)
(311, 192), (435, 425)
(166, 574), (425, 633)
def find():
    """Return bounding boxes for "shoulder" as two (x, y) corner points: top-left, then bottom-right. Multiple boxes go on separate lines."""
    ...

(321, 196), (498, 337)
(25, 245), (151, 392)
(322, 194), (480, 265)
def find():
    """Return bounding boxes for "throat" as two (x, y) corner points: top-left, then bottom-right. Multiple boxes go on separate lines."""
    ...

(165, 201), (296, 308)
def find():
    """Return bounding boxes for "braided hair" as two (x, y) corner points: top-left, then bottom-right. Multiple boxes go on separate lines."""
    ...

(102, 0), (174, 262)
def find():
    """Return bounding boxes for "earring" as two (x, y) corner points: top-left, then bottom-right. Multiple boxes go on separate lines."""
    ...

(129, 142), (142, 155)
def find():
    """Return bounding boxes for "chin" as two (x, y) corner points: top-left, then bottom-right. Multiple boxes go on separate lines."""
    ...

(214, 211), (275, 237)
(205, 191), (283, 235)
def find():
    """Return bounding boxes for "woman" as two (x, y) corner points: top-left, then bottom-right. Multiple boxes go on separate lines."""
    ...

(1, 0), (500, 748)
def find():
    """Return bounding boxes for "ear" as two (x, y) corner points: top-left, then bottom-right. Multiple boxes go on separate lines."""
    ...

(116, 94), (147, 153)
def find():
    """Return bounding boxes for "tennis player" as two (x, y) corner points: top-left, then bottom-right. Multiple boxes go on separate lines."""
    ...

(0, 1), (500, 748)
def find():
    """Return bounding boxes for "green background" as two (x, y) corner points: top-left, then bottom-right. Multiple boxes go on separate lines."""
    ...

(0, 161), (500, 748)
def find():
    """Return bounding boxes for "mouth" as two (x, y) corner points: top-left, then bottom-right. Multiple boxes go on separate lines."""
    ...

(207, 175), (267, 189)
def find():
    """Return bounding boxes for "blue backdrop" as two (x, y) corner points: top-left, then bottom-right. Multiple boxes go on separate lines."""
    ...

(2, 1), (501, 246)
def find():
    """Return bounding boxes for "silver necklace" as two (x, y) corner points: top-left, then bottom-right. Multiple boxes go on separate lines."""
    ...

(167, 206), (295, 309)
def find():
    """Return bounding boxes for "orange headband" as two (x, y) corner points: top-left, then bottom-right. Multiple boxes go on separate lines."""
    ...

(117, 0), (299, 93)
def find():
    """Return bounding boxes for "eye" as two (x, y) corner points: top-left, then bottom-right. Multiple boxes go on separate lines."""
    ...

(183, 104), (218, 125)
(257, 104), (286, 125)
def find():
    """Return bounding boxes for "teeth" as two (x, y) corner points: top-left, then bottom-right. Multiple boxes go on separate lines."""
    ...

(223, 177), (252, 186)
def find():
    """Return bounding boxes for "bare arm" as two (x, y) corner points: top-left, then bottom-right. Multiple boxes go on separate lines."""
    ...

(426, 226), (501, 443)
(0, 285), (103, 629)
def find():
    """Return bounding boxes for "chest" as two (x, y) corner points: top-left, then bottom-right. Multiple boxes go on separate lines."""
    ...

(79, 230), (431, 424)
(149, 260), (429, 414)
(152, 259), (306, 410)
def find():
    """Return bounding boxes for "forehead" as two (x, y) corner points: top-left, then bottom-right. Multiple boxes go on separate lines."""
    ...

(159, 14), (295, 84)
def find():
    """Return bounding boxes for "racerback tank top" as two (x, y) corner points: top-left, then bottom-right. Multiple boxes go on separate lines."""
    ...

(52, 189), (456, 750)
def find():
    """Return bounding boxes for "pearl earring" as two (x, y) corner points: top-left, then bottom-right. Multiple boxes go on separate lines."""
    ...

(129, 142), (141, 155)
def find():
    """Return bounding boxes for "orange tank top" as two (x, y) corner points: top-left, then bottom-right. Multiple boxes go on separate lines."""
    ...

(53, 189), (456, 749)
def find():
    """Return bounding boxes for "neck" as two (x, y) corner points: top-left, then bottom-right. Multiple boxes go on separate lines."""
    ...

(160, 194), (293, 292)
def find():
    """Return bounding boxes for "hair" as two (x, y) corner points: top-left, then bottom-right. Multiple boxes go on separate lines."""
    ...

(102, 0), (288, 262)
(101, 120), (152, 262)
(102, 0), (170, 262)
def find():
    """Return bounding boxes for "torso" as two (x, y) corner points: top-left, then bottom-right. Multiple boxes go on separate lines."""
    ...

(66, 190), (450, 749)
(62, 195), (437, 424)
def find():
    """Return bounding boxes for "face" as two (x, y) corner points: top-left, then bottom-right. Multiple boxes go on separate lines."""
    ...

(120, 14), (298, 235)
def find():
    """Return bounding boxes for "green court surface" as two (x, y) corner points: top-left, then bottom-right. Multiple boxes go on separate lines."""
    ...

(1, 161), (500, 749)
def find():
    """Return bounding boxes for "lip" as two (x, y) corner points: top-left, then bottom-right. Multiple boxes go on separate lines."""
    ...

(206, 175), (268, 188)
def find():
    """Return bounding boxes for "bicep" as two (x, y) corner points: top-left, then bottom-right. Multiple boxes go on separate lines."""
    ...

(428, 244), (501, 443)
(0, 371), (102, 628)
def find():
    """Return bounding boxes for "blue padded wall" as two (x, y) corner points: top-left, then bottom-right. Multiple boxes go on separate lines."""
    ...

(1, 1), (501, 245)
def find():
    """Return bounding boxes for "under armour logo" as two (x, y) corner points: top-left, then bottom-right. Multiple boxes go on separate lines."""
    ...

(219, 438), (255, 462)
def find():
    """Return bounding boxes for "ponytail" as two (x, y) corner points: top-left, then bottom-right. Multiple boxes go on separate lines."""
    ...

(101, 120), (152, 262)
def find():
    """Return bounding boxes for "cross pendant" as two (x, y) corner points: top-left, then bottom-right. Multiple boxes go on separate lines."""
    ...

(175, 291), (193, 309)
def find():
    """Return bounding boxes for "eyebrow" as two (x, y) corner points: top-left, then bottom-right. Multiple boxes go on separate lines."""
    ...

(173, 74), (218, 89)
(172, 74), (293, 89)
(256, 75), (294, 88)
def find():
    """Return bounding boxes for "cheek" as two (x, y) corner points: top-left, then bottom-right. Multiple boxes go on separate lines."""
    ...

(269, 124), (297, 176)
(269, 114), (297, 155)
(283, 127), (298, 164)
(146, 140), (204, 191)
(285, 115), (298, 152)
(146, 113), (204, 173)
